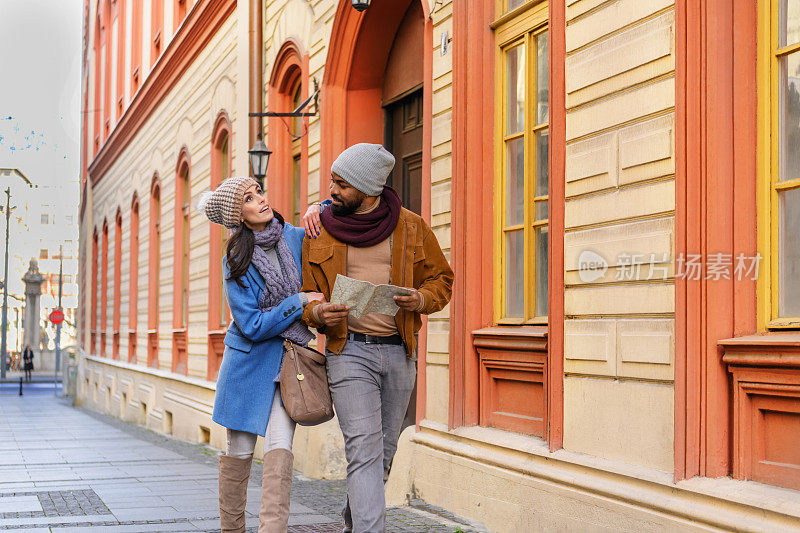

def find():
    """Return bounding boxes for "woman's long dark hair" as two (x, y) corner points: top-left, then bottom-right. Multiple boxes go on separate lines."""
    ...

(225, 209), (285, 287)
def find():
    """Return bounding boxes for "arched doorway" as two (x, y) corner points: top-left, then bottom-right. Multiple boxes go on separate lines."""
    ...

(322, 0), (433, 431)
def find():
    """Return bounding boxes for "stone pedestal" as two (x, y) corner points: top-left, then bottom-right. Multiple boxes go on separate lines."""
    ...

(22, 258), (44, 359)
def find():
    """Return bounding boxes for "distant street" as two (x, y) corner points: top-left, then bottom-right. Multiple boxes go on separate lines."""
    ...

(0, 393), (477, 532)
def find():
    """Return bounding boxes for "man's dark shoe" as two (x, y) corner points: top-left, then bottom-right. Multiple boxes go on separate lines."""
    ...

(341, 497), (353, 533)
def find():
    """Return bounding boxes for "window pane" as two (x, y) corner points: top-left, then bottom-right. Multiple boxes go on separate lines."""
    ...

(221, 136), (229, 180)
(779, 187), (800, 317)
(506, 138), (525, 226)
(505, 230), (525, 318)
(535, 201), (548, 221)
(506, 44), (525, 134)
(781, 0), (800, 47)
(292, 156), (302, 225)
(182, 177), (190, 328)
(292, 84), (303, 137)
(536, 31), (549, 124)
(507, 0), (525, 12)
(781, 52), (800, 181)
(535, 129), (549, 198)
(220, 226), (228, 328)
(534, 225), (548, 317)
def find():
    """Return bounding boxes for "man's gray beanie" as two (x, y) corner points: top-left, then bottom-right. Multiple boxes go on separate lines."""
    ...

(331, 143), (395, 196)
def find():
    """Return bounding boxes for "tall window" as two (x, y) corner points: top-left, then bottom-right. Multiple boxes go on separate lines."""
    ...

(101, 220), (109, 356)
(174, 158), (190, 330)
(130, 0), (142, 95)
(103, 0), (112, 138)
(93, 15), (102, 153)
(496, 5), (549, 323)
(173, 154), (190, 375)
(113, 210), (122, 359)
(209, 115), (231, 379)
(115, 0), (126, 118)
(268, 41), (307, 225)
(148, 177), (161, 367)
(151, 0), (163, 63)
(764, 0), (800, 327)
(92, 229), (99, 353)
(217, 134), (230, 325)
(129, 196), (140, 363)
(80, 242), (87, 351)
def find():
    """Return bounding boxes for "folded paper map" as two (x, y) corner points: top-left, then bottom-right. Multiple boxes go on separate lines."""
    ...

(330, 274), (415, 319)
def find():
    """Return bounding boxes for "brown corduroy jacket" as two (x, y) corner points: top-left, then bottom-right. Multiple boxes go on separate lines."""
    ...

(300, 207), (454, 357)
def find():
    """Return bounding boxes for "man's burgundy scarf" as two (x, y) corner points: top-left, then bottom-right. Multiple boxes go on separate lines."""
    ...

(320, 186), (401, 247)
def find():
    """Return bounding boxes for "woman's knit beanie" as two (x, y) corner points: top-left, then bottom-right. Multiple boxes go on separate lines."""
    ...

(197, 176), (258, 229)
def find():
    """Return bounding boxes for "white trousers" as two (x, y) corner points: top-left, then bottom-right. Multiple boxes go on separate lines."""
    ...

(226, 386), (296, 458)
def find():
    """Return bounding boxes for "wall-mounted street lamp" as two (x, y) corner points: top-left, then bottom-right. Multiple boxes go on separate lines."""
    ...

(349, 0), (443, 21)
(247, 138), (272, 185)
(248, 79), (319, 184)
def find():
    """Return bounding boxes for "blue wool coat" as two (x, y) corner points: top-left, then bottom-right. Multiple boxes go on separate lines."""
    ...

(212, 222), (306, 436)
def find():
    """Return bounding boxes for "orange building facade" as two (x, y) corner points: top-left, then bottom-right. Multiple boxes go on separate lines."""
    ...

(78, 0), (800, 530)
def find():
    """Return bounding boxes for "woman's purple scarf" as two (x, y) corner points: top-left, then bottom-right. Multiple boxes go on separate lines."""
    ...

(249, 219), (313, 346)
(320, 186), (401, 247)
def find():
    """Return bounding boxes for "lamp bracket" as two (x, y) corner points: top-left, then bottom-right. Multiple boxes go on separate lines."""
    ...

(250, 78), (319, 119)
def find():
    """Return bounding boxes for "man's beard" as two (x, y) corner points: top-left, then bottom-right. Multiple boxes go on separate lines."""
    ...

(330, 195), (361, 216)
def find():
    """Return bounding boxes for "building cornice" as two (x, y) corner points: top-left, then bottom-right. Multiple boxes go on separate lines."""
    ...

(87, 0), (236, 186)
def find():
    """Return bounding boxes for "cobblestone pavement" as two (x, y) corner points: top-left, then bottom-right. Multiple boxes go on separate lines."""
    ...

(0, 384), (486, 532)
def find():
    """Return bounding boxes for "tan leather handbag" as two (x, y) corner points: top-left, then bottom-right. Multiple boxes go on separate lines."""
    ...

(280, 340), (334, 426)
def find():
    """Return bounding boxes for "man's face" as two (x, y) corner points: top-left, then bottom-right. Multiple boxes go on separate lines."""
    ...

(330, 173), (366, 216)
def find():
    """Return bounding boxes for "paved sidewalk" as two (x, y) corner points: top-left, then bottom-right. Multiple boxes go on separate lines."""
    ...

(0, 387), (483, 532)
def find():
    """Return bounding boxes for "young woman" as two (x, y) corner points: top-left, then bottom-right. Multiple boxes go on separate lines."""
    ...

(199, 176), (323, 533)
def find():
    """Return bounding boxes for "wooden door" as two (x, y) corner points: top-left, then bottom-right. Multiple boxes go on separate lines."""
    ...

(384, 89), (423, 215)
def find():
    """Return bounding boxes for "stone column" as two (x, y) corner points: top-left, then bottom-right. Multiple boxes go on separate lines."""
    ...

(22, 258), (44, 358)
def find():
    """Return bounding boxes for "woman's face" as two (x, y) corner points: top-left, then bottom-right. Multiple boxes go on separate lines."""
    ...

(240, 184), (274, 231)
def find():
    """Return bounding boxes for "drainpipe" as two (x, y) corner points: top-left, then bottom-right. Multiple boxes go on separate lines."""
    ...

(249, 0), (264, 148)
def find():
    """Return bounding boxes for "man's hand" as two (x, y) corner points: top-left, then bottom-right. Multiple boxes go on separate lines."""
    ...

(303, 203), (322, 238)
(314, 302), (349, 326)
(393, 291), (423, 312)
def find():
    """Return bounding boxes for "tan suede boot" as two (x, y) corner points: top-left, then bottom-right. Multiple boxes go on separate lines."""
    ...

(258, 448), (294, 533)
(219, 454), (252, 533)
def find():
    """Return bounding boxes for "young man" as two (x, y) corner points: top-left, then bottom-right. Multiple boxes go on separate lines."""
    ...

(301, 143), (453, 533)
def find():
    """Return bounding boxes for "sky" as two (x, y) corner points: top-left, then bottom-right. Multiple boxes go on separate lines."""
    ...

(0, 0), (82, 195)
(0, 0), (82, 347)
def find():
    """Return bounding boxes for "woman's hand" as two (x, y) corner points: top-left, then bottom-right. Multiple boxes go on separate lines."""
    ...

(304, 292), (325, 303)
(303, 203), (322, 238)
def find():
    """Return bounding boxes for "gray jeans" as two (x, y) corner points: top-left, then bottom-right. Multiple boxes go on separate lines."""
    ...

(326, 340), (416, 533)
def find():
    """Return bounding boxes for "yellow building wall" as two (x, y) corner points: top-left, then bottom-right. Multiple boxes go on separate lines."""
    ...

(562, 0), (677, 472)
(79, 11), (242, 454)
(80, 0), (454, 477)
(89, 13), (241, 379)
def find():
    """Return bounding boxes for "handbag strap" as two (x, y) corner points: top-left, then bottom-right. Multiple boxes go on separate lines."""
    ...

(283, 339), (326, 365)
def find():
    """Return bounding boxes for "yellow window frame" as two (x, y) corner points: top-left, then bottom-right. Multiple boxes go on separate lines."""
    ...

(758, 0), (800, 329)
(493, 0), (549, 325)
